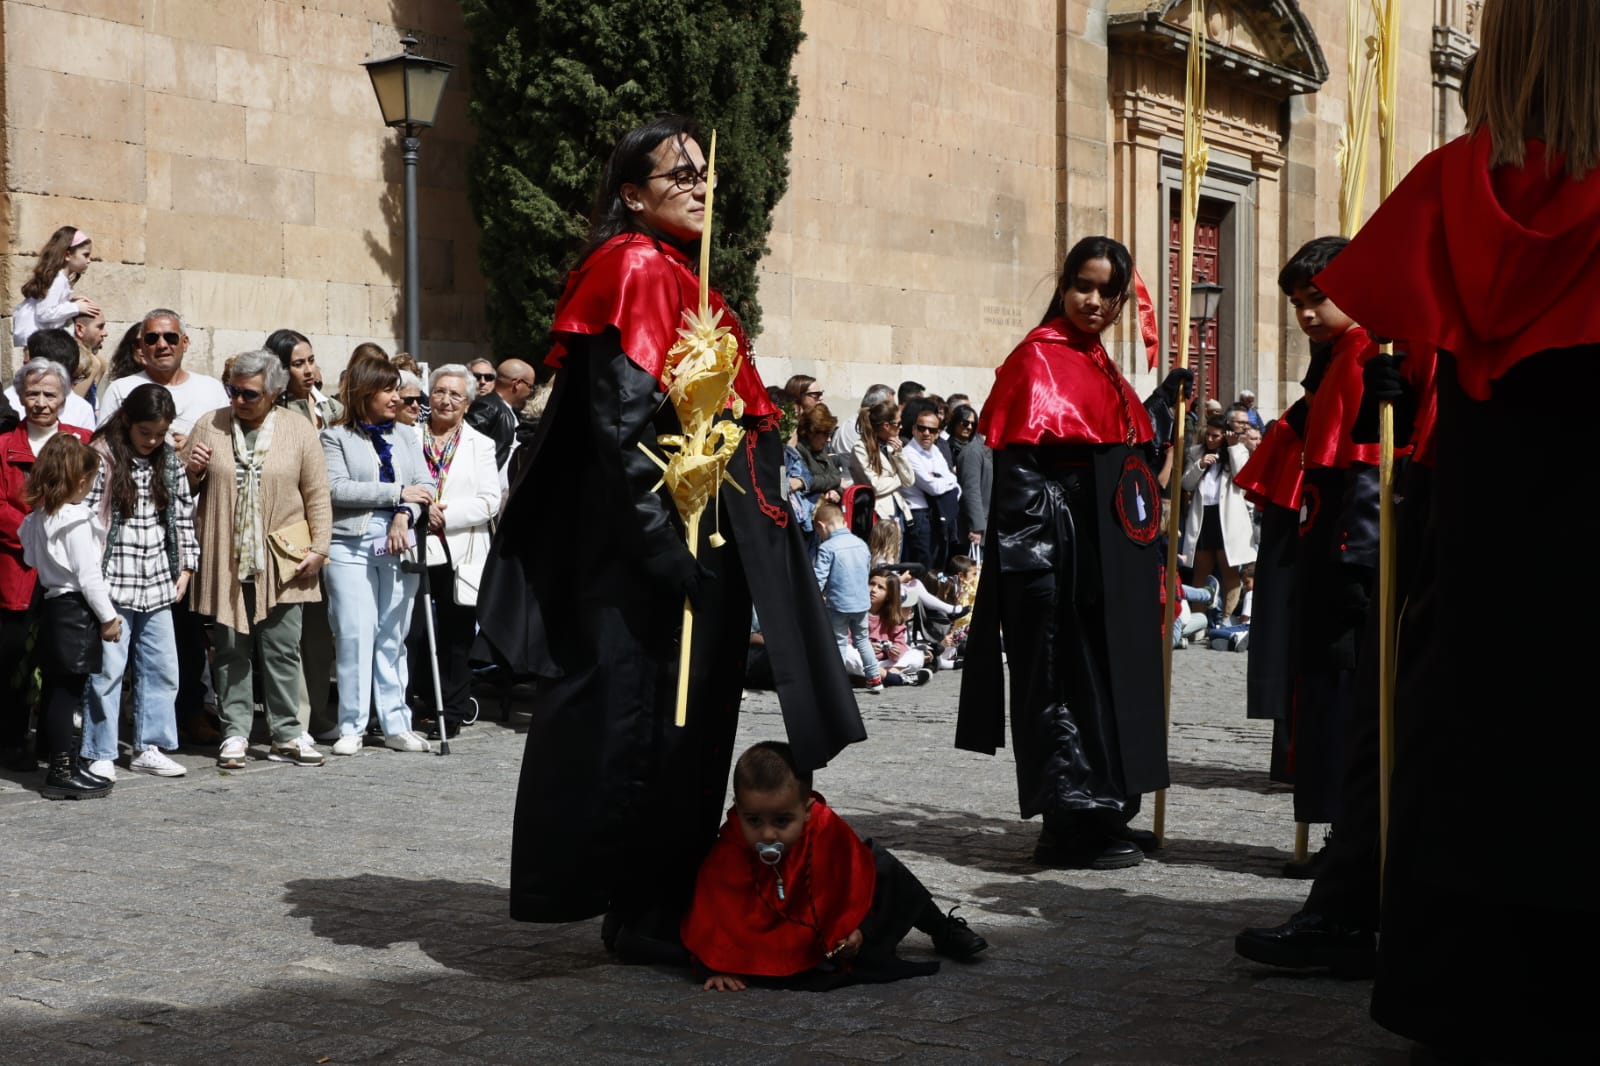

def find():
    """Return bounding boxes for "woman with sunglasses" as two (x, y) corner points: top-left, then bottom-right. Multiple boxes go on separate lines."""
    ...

(183, 350), (332, 768)
(395, 370), (425, 430)
(476, 114), (864, 956)
(957, 235), (1167, 872)
(946, 404), (992, 547)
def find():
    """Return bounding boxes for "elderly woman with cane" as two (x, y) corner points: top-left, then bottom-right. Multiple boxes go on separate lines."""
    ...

(183, 350), (331, 768)
(405, 364), (500, 740)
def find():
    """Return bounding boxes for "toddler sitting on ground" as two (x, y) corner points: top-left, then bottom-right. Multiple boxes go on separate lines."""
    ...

(680, 741), (987, 990)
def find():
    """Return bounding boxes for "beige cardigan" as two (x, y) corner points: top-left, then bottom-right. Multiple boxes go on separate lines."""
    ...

(182, 408), (332, 634)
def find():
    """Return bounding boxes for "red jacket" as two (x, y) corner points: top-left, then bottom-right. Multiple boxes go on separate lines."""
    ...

(0, 423), (94, 611)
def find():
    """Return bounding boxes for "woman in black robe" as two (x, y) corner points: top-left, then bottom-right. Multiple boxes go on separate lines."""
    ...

(476, 116), (865, 956)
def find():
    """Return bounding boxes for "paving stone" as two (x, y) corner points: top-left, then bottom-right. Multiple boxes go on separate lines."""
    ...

(0, 651), (1417, 1063)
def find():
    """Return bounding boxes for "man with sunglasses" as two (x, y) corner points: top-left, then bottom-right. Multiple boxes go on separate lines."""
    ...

(466, 357), (536, 470)
(96, 309), (228, 449)
(95, 308), (229, 747)
(468, 358), (497, 398)
(903, 408), (961, 570)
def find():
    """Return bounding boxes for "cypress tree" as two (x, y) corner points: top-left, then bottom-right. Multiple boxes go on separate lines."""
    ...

(460, 1), (804, 358)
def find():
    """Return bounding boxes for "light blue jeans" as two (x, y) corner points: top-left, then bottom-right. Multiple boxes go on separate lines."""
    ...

(325, 514), (418, 737)
(80, 605), (180, 761)
(829, 609), (881, 682)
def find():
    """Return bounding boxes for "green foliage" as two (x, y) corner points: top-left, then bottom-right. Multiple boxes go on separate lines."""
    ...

(460, 0), (804, 360)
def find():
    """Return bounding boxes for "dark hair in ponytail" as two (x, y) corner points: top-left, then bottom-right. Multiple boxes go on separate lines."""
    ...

(573, 114), (704, 271)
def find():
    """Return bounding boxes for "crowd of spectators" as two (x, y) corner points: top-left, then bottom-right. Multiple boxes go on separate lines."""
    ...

(2, 224), (1265, 795)
(1, 232), (553, 793)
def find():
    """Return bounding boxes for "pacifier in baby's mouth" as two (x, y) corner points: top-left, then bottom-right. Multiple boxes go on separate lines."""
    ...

(755, 841), (787, 900)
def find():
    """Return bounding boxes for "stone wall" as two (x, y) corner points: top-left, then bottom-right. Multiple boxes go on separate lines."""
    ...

(3, 0), (1472, 416)
(1, 0), (485, 384)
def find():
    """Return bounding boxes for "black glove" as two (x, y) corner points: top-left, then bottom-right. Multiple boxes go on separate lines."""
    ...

(1157, 367), (1195, 405)
(1352, 351), (1413, 444)
(640, 546), (717, 613)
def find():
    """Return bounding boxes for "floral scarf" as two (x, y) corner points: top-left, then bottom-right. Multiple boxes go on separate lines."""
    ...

(231, 410), (277, 582)
(423, 425), (461, 495)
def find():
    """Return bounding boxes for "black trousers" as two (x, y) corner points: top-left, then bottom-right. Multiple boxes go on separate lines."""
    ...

(407, 565), (476, 724)
(1, 608), (34, 748)
(171, 600), (210, 722)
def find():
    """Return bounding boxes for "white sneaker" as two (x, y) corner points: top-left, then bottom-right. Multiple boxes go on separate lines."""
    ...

(383, 730), (431, 753)
(129, 745), (187, 777)
(216, 735), (249, 769)
(331, 734), (364, 756)
(269, 734), (326, 766)
(87, 759), (118, 782)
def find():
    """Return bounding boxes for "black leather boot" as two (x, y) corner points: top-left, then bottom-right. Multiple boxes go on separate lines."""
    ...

(40, 752), (112, 800)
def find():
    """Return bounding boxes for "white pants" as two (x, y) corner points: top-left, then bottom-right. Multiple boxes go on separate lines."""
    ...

(841, 645), (925, 677)
(325, 516), (418, 737)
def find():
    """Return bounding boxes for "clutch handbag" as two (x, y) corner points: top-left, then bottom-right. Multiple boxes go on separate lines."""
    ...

(266, 519), (314, 586)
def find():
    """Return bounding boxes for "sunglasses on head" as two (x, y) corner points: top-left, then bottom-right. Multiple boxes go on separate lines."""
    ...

(143, 331), (182, 346)
(225, 384), (263, 403)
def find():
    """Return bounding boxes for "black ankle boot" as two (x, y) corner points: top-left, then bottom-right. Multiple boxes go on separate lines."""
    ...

(40, 753), (112, 800)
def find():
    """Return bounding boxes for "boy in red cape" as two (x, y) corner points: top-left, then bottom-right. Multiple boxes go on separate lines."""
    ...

(682, 741), (987, 991)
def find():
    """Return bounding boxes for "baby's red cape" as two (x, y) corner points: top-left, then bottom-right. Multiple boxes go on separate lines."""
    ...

(1316, 131), (1600, 402)
(545, 233), (776, 418)
(978, 318), (1154, 449)
(680, 794), (877, 978)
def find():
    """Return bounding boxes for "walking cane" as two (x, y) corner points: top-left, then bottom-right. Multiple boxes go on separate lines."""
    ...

(403, 502), (450, 756)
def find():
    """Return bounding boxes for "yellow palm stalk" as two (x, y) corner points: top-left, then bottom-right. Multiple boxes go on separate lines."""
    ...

(1374, 0), (1402, 883)
(635, 130), (748, 728)
(1155, 0), (1209, 847)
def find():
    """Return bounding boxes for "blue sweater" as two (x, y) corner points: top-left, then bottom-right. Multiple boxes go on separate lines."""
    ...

(813, 528), (871, 614)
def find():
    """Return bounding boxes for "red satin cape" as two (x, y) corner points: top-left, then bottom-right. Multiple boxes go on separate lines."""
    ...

(979, 318), (1155, 450)
(1301, 326), (1384, 470)
(1315, 132), (1600, 402)
(546, 233), (776, 418)
(680, 795), (876, 978)
(1235, 414), (1305, 510)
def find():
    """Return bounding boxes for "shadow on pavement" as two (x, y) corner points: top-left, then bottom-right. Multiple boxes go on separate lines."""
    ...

(282, 873), (604, 982)
(1166, 758), (1290, 795)
(848, 806), (1298, 880)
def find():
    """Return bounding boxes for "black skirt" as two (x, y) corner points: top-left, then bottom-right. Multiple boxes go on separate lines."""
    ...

(39, 592), (104, 676)
(1196, 504), (1225, 551)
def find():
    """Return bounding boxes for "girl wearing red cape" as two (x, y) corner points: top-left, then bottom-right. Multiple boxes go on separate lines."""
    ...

(957, 236), (1168, 871)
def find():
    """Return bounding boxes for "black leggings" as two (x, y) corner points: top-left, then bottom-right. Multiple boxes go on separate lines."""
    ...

(40, 671), (88, 755)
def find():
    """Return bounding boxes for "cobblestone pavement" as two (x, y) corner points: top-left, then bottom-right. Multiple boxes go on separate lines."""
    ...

(0, 646), (1407, 1065)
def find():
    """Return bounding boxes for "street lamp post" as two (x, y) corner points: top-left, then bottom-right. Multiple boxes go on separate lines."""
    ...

(1188, 275), (1225, 406)
(363, 35), (453, 360)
